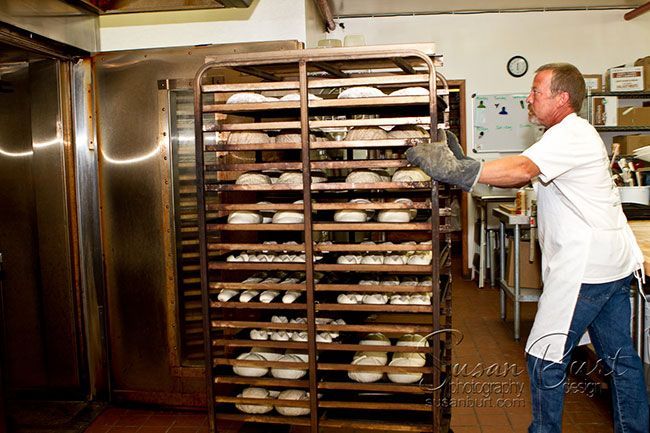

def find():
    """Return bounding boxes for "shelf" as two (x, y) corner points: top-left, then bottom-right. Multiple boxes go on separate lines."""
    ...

(212, 339), (308, 350)
(319, 417), (434, 432)
(203, 73), (434, 93)
(205, 181), (434, 192)
(214, 412), (310, 427)
(590, 91), (650, 98)
(205, 116), (435, 132)
(314, 264), (432, 273)
(216, 395), (309, 409)
(316, 343), (429, 353)
(209, 262), (306, 271)
(212, 412), (434, 431)
(316, 304), (432, 313)
(205, 138), (420, 152)
(210, 301), (307, 310)
(208, 242), (305, 251)
(207, 223), (304, 231)
(209, 282), (305, 291)
(214, 376), (310, 388)
(317, 363), (432, 375)
(312, 222), (432, 231)
(498, 279), (542, 302)
(318, 381), (431, 394)
(318, 401), (431, 412)
(595, 126), (650, 132)
(315, 284), (433, 293)
(203, 95), (431, 115)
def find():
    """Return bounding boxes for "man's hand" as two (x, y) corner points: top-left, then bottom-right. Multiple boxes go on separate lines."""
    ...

(405, 129), (483, 192)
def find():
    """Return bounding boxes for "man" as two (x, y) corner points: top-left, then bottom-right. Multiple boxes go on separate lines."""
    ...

(407, 63), (649, 433)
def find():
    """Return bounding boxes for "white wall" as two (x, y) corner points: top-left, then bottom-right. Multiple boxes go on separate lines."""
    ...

(305, 0), (325, 48)
(308, 9), (650, 273)
(99, 0), (308, 51)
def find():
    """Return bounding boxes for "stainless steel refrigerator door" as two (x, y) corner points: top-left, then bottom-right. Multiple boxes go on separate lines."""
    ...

(0, 58), (83, 395)
(93, 40), (302, 406)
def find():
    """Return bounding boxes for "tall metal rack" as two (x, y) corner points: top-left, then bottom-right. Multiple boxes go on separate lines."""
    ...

(193, 44), (454, 433)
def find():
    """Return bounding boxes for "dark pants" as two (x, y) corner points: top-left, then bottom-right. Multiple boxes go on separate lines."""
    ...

(527, 274), (649, 433)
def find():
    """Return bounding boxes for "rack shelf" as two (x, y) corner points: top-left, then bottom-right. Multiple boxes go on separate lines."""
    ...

(194, 44), (452, 433)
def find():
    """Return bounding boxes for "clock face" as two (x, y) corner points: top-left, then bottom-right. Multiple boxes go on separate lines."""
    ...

(507, 56), (528, 78)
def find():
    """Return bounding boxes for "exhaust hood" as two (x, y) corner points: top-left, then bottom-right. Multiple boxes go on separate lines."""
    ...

(69, 0), (253, 14)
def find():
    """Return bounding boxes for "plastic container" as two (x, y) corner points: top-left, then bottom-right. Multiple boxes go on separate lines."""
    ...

(618, 186), (650, 205)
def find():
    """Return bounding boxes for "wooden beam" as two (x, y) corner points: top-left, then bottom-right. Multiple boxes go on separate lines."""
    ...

(313, 0), (337, 32)
(625, 1), (650, 20)
(232, 66), (282, 82)
(392, 57), (416, 74)
(311, 62), (349, 78)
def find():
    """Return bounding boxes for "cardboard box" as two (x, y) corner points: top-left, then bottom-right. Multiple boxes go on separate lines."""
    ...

(634, 56), (650, 91)
(618, 107), (650, 126)
(505, 239), (542, 289)
(606, 66), (644, 92)
(613, 134), (650, 154)
(583, 74), (602, 91)
(592, 96), (618, 126)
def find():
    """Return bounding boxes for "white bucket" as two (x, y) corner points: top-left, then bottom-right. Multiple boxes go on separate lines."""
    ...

(619, 186), (650, 205)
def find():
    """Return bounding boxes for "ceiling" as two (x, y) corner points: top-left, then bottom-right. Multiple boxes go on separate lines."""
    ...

(329, 0), (645, 17)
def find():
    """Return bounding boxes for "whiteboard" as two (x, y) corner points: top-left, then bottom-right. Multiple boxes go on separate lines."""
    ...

(472, 93), (543, 153)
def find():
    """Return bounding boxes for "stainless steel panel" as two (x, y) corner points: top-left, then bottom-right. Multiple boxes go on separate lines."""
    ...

(0, 57), (82, 393)
(0, 61), (46, 390)
(29, 59), (81, 389)
(95, 40), (302, 403)
(72, 59), (108, 399)
(0, 0), (98, 52)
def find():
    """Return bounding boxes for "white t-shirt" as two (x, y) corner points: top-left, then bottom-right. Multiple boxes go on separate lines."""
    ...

(522, 113), (639, 283)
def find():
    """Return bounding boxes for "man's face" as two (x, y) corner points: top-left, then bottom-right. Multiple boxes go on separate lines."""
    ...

(526, 69), (562, 128)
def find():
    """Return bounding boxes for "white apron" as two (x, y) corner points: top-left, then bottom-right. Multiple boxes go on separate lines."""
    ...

(524, 182), (644, 363)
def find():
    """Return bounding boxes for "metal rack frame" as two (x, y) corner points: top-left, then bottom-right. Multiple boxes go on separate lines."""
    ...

(193, 45), (453, 433)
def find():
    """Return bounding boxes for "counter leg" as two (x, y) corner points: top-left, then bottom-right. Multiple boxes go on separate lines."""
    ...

(499, 222), (506, 321)
(514, 224), (521, 341)
(478, 204), (486, 288)
(489, 230), (496, 287)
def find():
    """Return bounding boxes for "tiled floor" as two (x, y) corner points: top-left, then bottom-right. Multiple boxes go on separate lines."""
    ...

(85, 261), (615, 433)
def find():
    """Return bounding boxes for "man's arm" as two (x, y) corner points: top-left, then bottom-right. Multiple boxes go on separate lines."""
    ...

(478, 155), (540, 188)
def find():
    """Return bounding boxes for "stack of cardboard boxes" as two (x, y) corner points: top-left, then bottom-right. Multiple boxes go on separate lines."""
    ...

(592, 56), (650, 151)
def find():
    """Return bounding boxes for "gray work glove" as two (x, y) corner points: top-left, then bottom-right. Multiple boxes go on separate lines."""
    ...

(445, 129), (469, 160)
(405, 129), (483, 192)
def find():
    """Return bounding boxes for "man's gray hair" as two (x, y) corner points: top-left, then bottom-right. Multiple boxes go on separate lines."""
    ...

(536, 63), (586, 113)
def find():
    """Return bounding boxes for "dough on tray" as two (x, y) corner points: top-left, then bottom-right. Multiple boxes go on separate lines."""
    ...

(233, 353), (268, 377)
(235, 172), (272, 185)
(275, 389), (311, 416)
(387, 125), (430, 139)
(338, 86), (386, 99)
(235, 387), (274, 414)
(226, 92), (268, 104)
(345, 126), (389, 141)
(389, 86), (430, 97)
(280, 93), (322, 101)
(392, 167), (431, 182)
(345, 170), (383, 184)
(226, 131), (271, 145)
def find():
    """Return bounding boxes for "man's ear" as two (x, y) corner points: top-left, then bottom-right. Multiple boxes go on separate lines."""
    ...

(557, 91), (570, 108)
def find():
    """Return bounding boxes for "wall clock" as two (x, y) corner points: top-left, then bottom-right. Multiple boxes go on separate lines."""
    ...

(507, 55), (528, 78)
